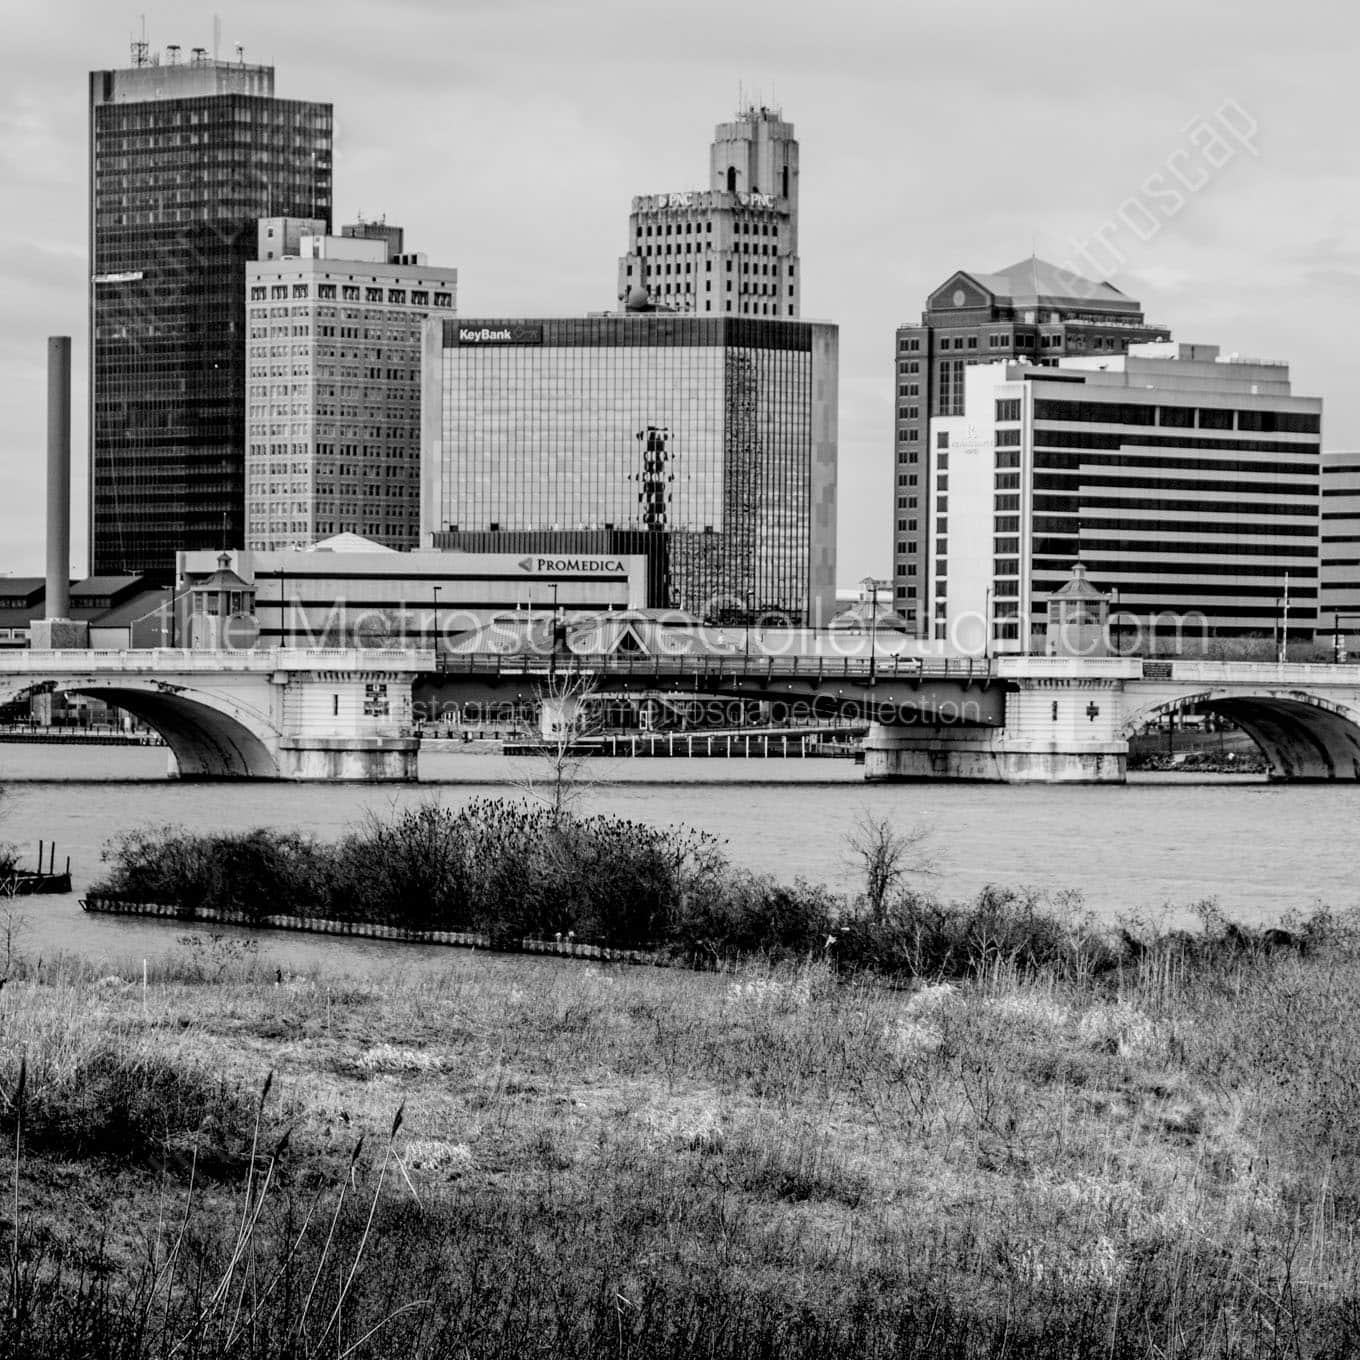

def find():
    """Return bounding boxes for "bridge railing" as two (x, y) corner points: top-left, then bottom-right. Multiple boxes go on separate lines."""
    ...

(433, 651), (995, 681)
(0, 647), (435, 673)
(1143, 659), (1360, 684)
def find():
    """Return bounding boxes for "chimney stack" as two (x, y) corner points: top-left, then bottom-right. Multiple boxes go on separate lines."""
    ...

(30, 337), (86, 650)
(46, 336), (71, 620)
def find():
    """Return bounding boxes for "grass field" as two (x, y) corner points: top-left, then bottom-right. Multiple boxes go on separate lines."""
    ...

(1, 917), (1358, 1358)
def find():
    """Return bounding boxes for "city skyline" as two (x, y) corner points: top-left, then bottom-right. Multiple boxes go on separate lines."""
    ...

(1, 0), (1353, 584)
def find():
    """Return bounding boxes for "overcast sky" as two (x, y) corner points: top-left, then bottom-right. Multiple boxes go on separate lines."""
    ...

(1, 0), (1355, 585)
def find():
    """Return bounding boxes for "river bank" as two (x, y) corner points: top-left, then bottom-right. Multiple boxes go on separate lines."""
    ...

(3, 922), (1358, 1358)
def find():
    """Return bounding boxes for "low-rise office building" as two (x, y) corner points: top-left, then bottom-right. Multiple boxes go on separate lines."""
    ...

(928, 343), (1322, 653)
(178, 538), (647, 647)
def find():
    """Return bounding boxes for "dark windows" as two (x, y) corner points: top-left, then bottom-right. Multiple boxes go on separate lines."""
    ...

(1159, 405), (1194, 428)
(996, 398), (1021, 422)
(1199, 408), (1234, 430)
(1033, 399), (1156, 425)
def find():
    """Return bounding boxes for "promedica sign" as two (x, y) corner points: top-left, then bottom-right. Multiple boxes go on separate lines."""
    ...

(453, 325), (544, 345)
(517, 556), (628, 576)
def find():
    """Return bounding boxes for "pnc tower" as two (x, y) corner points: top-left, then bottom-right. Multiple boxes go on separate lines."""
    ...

(617, 105), (801, 318)
(88, 42), (332, 579)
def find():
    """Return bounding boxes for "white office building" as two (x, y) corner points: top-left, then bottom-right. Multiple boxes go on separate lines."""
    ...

(929, 343), (1323, 653)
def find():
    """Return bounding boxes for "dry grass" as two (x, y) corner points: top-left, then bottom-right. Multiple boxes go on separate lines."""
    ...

(1, 935), (1359, 1356)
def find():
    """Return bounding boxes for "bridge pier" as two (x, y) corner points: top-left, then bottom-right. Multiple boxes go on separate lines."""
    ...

(864, 725), (1127, 783)
(865, 663), (1132, 783)
(275, 736), (420, 782)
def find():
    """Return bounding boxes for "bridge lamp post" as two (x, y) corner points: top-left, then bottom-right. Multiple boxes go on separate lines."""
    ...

(1333, 612), (1360, 664)
(278, 563), (288, 648)
(861, 577), (891, 686)
(550, 582), (560, 680)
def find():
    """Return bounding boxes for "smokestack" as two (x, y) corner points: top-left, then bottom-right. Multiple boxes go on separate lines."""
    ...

(46, 336), (71, 620)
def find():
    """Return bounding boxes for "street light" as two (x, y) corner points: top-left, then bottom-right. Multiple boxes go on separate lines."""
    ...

(278, 561), (289, 648)
(861, 576), (891, 686)
(549, 582), (560, 679)
(1333, 612), (1360, 664)
(1277, 573), (1291, 664)
(431, 585), (441, 657)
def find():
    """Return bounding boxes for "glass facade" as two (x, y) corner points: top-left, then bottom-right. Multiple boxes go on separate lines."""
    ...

(424, 316), (837, 624)
(89, 65), (332, 579)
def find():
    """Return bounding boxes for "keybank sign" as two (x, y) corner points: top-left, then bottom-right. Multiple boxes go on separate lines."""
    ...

(456, 325), (543, 345)
(517, 556), (627, 576)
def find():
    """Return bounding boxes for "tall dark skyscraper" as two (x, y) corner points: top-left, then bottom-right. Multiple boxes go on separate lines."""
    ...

(89, 44), (332, 579)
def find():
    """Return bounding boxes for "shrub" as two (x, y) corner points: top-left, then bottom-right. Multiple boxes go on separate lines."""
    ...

(329, 803), (476, 929)
(834, 885), (1109, 980)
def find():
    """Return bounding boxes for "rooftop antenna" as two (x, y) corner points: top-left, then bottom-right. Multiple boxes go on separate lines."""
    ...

(212, 13), (221, 61)
(131, 13), (149, 66)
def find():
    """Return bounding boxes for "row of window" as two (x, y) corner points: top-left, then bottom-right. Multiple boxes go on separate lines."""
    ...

(1034, 399), (1321, 434)
(249, 283), (453, 306)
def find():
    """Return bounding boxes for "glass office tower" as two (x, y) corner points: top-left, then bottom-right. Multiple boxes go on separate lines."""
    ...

(89, 48), (332, 579)
(421, 315), (838, 625)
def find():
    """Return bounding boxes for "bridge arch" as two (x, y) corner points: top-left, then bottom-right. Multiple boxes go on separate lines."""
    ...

(0, 677), (282, 779)
(1122, 688), (1360, 780)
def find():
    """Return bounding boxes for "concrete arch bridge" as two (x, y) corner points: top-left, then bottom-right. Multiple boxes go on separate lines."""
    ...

(0, 649), (426, 780)
(864, 657), (1360, 782)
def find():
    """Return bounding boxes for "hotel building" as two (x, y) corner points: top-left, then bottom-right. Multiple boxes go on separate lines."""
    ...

(928, 343), (1322, 653)
(89, 44), (332, 579)
(616, 105), (800, 318)
(1321, 452), (1360, 654)
(421, 314), (838, 625)
(892, 259), (1170, 630)
(245, 220), (456, 551)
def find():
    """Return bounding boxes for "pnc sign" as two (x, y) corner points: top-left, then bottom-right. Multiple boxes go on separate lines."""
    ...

(517, 556), (628, 576)
(632, 189), (779, 212)
(455, 325), (543, 345)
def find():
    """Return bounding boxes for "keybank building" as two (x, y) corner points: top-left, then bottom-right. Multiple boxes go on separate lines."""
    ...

(420, 315), (838, 625)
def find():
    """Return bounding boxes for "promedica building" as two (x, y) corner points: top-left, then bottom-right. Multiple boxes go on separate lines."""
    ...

(420, 314), (838, 627)
(927, 342), (1322, 654)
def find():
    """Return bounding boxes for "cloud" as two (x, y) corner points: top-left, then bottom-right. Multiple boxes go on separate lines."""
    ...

(0, 0), (1353, 583)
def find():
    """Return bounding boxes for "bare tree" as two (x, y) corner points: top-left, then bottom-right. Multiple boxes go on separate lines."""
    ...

(515, 670), (607, 823)
(845, 809), (938, 924)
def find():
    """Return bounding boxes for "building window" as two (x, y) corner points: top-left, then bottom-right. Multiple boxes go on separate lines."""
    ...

(937, 432), (949, 450)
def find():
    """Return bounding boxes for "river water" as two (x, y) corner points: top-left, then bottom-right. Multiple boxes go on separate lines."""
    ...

(1, 742), (1353, 972)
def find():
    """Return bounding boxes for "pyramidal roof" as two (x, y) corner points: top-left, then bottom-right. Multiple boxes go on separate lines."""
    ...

(969, 257), (1138, 312)
(307, 532), (397, 554)
(1051, 563), (1107, 599)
